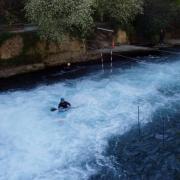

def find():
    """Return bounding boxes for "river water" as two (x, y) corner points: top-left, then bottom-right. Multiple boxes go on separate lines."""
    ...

(0, 50), (179, 180)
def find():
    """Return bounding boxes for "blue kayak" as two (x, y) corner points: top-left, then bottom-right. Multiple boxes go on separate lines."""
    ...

(58, 107), (71, 112)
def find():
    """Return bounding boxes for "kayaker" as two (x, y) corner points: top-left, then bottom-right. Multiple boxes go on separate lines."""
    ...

(58, 98), (71, 109)
(159, 29), (165, 45)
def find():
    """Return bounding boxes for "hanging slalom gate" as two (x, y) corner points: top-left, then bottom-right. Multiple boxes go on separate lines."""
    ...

(101, 52), (104, 72)
(110, 50), (113, 72)
(100, 50), (141, 71)
(100, 45), (180, 71)
(100, 50), (113, 72)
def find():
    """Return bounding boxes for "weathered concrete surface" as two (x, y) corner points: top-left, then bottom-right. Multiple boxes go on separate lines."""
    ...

(115, 30), (129, 44)
(166, 39), (180, 46)
(95, 45), (154, 54)
(0, 34), (84, 61)
(0, 35), (23, 59)
(0, 24), (37, 33)
(0, 63), (45, 78)
(0, 45), (156, 78)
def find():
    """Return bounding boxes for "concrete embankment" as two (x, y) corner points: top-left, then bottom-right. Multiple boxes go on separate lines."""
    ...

(0, 39), (156, 79)
(0, 28), (159, 79)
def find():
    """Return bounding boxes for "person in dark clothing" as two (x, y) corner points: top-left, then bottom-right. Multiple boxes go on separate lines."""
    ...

(58, 98), (71, 110)
(159, 29), (165, 45)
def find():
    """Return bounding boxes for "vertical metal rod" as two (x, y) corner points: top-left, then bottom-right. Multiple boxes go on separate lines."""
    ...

(110, 50), (113, 72)
(101, 52), (104, 72)
(138, 106), (141, 138)
(162, 117), (165, 148)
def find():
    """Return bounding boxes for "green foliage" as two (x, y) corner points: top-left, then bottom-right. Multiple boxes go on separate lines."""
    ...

(25, 0), (95, 42)
(96, 0), (143, 25)
(25, 0), (143, 42)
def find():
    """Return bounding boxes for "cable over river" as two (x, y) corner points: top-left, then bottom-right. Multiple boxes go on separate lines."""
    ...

(0, 50), (180, 180)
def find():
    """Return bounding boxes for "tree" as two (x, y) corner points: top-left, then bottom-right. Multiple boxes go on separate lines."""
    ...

(25, 0), (143, 42)
(25, 0), (95, 42)
(95, 0), (143, 26)
(0, 0), (26, 25)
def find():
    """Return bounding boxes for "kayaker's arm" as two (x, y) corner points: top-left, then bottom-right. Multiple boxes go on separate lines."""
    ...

(66, 102), (71, 107)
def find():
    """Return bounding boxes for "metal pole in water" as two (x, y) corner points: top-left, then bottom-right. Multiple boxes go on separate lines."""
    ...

(162, 116), (165, 148)
(110, 50), (113, 72)
(138, 106), (141, 139)
(101, 52), (104, 72)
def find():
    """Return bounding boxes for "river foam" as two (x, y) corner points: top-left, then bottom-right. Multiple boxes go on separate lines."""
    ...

(0, 54), (180, 180)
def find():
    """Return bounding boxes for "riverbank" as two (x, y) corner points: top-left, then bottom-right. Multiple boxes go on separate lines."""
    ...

(0, 45), (156, 79)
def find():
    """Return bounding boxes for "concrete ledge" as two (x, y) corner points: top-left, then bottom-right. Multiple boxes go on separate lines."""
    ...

(0, 45), (157, 79)
(166, 39), (180, 46)
(0, 63), (45, 78)
(94, 45), (154, 54)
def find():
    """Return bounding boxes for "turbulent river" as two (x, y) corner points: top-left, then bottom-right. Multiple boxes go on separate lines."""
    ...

(0, 50), (180, 180)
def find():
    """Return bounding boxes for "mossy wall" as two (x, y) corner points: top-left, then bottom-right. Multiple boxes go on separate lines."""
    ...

(0, 32), (85, 69)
